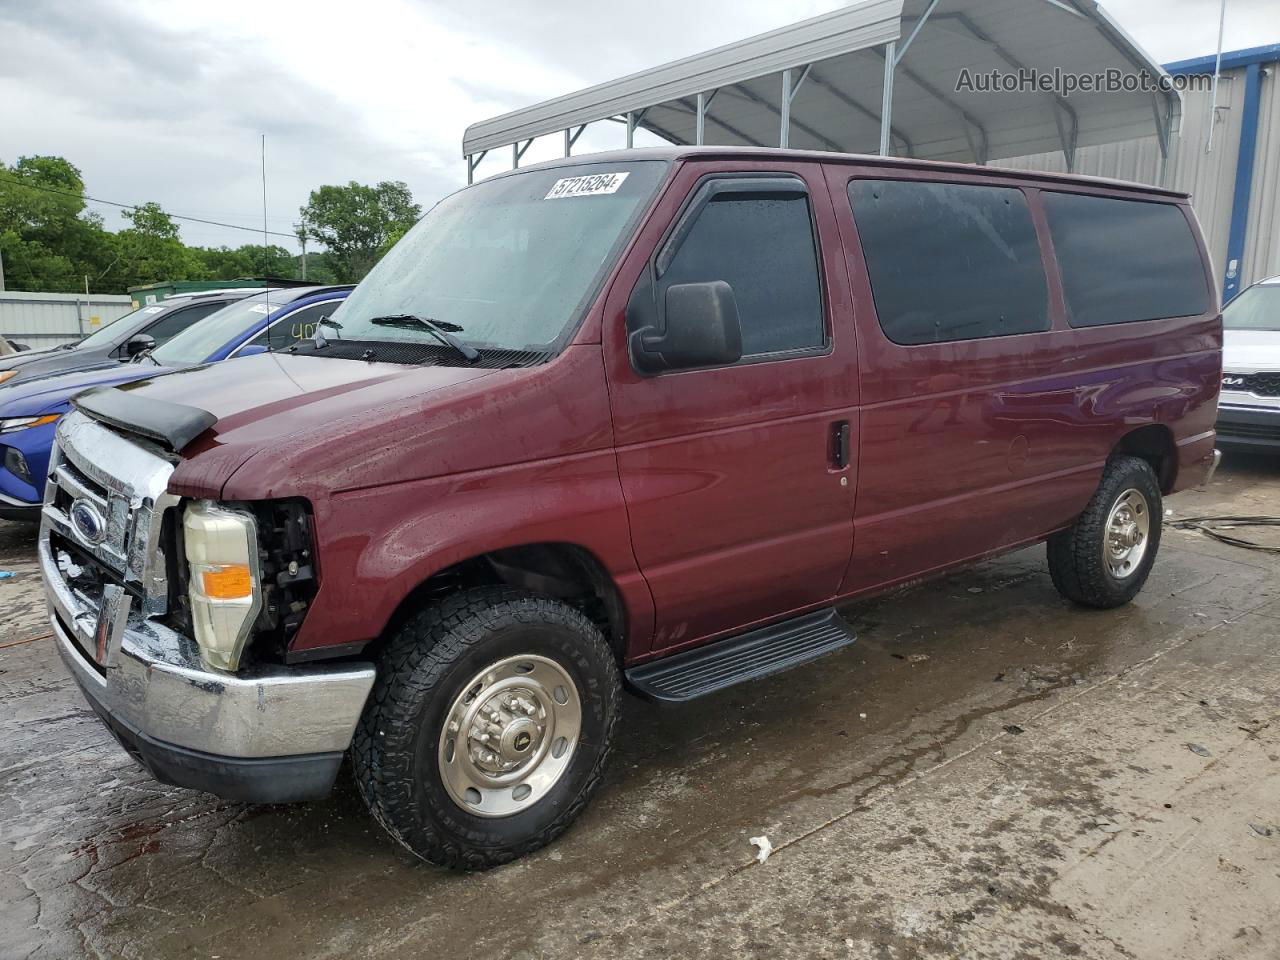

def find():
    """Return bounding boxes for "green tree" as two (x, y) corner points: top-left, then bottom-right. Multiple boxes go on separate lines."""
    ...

(196, 243), (297, 280)
(0, 155), (115, 292)
(299, 181), (420, 282)
(104, 202), (208, 288)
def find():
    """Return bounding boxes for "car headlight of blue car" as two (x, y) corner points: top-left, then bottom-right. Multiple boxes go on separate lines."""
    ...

(0, 414), (61, 434)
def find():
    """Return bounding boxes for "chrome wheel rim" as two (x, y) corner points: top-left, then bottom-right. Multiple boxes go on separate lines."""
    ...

(438, 654), (581, 818)
(1104, 487), (1150, 579)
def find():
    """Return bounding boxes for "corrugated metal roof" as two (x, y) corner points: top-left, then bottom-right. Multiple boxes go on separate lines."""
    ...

(463, 0), (1180, 168)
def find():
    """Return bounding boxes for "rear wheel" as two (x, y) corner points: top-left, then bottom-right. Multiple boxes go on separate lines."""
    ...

(1048, 455), (1163, 609)
(352, 587), (621, 869)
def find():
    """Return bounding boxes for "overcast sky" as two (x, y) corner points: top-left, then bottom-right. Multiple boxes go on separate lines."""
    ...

(1, 0), (1274, 252)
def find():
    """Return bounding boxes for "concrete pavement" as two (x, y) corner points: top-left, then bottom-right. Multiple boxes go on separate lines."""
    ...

(1, 455), (1277, 959)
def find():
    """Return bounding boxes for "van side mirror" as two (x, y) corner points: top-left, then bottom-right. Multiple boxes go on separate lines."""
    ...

(630, 281), (743, 374)
(125, 333), (156, 357)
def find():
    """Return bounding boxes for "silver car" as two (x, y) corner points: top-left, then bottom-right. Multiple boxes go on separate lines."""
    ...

(1218, 276), (1280, 452)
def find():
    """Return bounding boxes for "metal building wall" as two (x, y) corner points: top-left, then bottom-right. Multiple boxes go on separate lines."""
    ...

(0, 291), (135, 348)
(997, 59), (1278, 295)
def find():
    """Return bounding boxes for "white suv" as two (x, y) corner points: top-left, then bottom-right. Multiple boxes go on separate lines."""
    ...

(1218, 276), (1280, 452)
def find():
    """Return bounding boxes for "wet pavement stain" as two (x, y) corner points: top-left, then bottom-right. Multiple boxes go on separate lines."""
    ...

(1, 454), (1278, 959)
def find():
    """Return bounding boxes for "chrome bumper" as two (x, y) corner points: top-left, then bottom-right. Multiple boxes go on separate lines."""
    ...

(40, 532), (376, 761)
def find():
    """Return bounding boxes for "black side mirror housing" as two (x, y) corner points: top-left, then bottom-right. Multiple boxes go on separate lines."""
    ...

(125, 333), (156, 357)
(630, 280), (743, 374)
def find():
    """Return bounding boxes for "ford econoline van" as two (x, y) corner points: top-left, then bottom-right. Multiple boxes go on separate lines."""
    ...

(39, 148), (1221, 868)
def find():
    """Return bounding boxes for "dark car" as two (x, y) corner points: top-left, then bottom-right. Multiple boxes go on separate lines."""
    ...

(0, 288), (267, 390)
(39, 148), (1221, 869)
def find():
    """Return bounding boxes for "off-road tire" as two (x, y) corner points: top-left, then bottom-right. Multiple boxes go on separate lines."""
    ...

(1047, 455), (1162, 609)
(352, 587), (621, 869)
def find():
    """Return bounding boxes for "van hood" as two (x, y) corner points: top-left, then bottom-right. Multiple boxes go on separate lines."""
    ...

(0, 362), (165, 417)
(1223, 329), (1280, 372)
(84, 352), (504, 498)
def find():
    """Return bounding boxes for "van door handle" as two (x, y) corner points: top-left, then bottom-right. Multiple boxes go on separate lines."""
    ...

(831, 420), (851, 469)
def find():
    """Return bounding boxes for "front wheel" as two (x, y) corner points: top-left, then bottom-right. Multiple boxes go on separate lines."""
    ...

(352, 587), (621, 869)
(1048, 455), (1163, 609)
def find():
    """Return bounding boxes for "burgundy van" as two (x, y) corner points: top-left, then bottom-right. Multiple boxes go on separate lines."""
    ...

(39, 148), (1221, 868)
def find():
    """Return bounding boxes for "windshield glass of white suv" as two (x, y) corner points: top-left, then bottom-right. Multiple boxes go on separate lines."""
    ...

(1223, 283), (1280, 331)
(329, 161), (667, 353)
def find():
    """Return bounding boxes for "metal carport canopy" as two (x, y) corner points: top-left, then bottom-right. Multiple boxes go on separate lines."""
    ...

(462, 0), (1179, 180)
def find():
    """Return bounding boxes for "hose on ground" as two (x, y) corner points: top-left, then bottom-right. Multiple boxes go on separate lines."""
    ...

(1170, 515), (1280, 553)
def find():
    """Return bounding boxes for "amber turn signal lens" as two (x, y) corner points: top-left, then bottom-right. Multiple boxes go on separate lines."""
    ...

(0, 371), (16, 386)
(200, 565), (253, 600)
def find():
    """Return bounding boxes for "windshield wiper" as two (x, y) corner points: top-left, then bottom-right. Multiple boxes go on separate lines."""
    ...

(367, 315), (480, 362)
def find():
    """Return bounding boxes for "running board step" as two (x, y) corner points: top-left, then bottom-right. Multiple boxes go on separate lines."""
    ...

(625, 609), (856, 704)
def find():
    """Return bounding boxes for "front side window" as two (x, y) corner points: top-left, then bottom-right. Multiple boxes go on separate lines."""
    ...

(656, 184), (825, 357)
(1043, 192), (1210, 327)
(243, 301), (343, 351)
(849, 179), (1049, 345)
(328, 161), (668, 356)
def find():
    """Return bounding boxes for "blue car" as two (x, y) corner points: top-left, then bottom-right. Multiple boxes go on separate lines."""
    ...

(0, 286), (350, 521)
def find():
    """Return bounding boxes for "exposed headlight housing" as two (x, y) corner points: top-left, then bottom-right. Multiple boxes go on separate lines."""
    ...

(183, 500), (262, 672)
(0, 413), (60, 434)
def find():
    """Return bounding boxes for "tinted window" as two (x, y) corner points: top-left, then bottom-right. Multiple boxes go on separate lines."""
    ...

(246, 301), (342, 351)
(143, 300), (228, 345)
(849, 180), (1048, 345)
(658, 189), (824, 356)
(1043, 192), (1209, 327)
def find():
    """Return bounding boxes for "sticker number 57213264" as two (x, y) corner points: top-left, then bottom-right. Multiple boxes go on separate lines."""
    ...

(544, 172), (630, 199)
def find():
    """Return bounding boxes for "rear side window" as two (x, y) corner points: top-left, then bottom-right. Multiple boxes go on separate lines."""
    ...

(658, 190), (824, 356)
(848, 180), (1048, 345)
(1043, 193), (1209, 327)
(142, 301), (227, 345)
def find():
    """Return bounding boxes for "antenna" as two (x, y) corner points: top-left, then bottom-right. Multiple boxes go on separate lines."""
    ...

(261, 133), (273, 348)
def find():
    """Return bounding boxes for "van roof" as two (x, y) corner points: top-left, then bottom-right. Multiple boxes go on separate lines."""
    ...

(501, 146), (1191, 201)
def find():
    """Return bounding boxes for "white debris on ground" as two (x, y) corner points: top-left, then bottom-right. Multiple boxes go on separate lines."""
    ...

(749, 835), (772, 864)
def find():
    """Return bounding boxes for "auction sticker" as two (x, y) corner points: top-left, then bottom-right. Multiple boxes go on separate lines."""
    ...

(544, 172), (629, 199)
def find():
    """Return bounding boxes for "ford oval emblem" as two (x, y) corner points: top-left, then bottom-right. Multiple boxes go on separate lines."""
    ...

(70, 499), (108, 546)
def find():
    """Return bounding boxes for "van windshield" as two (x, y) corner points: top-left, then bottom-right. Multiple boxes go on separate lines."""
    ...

(1223, 283), (1280, 331)
(328, 161), (667, 355)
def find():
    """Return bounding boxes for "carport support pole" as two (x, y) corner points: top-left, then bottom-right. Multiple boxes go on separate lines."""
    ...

(780, 69), (792, 147)
(880, 41), (896, 156)
(626, 111), (635, 149)
(696, 92), (707, 145)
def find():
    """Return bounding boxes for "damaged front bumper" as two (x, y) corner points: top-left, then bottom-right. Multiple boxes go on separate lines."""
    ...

(40, 529), (376, 804)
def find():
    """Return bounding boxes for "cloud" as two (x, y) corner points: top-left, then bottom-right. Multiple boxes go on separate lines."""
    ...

(0, 0), (1275, 252)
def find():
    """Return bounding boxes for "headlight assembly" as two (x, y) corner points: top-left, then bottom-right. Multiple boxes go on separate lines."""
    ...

(0, 413), (60, 434)
(183, 500), (262, 672)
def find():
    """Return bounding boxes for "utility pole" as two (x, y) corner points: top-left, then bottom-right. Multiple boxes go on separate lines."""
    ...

(295, 223), (308, 279)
